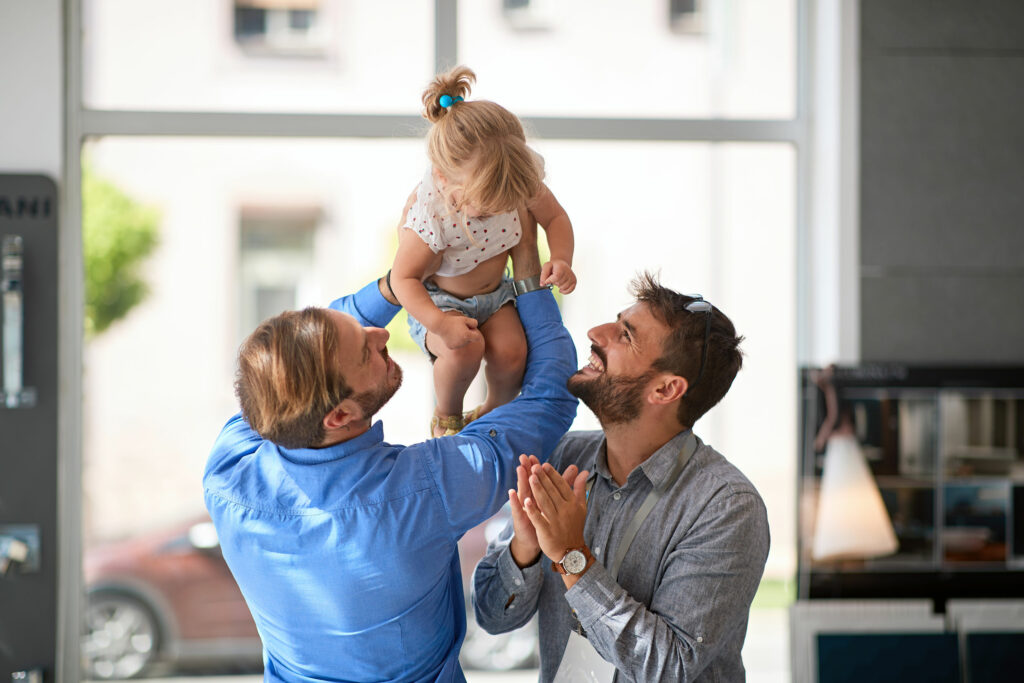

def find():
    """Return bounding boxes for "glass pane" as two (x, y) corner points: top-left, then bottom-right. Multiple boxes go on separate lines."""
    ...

(459, 0), (795, 119)
(941, 393), (1024, 478)
(533, 139), (796, 575)
(80, 136), (432, 680)
(80, 135), (795, 678)
(82, 0), (434, 112)
(943, 483), (1010, 564)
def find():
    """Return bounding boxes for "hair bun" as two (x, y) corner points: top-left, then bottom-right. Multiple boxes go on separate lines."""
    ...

(422, 65), (476, 123)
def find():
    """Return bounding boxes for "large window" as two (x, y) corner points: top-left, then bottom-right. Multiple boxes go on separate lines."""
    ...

(72, 1), (803, 680)
(459, 0), (794, 119)
(82, 0), (433, 112)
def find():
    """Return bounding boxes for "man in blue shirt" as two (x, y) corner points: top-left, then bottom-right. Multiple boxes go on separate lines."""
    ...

(203, 259), (577, 682)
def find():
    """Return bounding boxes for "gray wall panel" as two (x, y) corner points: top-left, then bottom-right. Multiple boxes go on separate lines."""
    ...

(861, 54), (1024, 269)
(860, 274), (1024, 362)
(859, 0), (1024, 363)
(863, 0), (1024, 51)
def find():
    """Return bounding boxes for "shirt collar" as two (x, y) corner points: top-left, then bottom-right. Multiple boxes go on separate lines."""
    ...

(593, 440), (613, 482)
(277, 420), (386, 464)
(640, 429), (696, 492)
(593, 429), (695, 491)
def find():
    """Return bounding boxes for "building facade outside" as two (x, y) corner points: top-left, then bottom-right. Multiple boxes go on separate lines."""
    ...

(82, 0), (797, 583)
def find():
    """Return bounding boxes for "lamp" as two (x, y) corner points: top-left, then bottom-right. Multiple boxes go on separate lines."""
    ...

(812, 432), (899, 561)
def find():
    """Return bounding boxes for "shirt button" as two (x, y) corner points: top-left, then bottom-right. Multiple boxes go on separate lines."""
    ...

(514, 578), (521, 586)
(594, 547), (601, 557)
(613, 492), (621, 501)
(697, 636), (704, 643)
(489, 429), (497, 437)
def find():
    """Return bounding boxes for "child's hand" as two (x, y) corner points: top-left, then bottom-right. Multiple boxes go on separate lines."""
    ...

(541, 259), (576, 294)
(437, 312), (482, 350)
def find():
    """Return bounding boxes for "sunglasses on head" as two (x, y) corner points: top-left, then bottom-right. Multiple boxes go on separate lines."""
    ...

(683, 295), (713, 389)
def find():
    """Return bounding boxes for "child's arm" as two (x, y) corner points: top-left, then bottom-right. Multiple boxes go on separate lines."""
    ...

(509, 208), (540, 281)
(526, 183), (576, 294)
(391, 230), (482, 350)
(395, 188), (418, 239)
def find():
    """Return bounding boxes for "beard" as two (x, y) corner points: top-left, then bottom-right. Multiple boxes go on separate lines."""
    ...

(568, 366), (655, 427)
(353, 357), (403, 420)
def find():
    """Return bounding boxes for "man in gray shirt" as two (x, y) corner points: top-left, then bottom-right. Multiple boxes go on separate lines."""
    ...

(472, 272), (770, 681)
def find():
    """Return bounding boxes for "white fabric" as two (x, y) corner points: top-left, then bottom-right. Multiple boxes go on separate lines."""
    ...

(402, 167), (523, 277)
(554, 631), (616, 683)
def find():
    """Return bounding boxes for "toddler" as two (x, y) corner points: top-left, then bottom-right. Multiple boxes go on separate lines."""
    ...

(390, 66), (576, 437)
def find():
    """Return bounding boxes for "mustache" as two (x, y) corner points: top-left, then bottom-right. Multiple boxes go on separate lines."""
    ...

(590, 344), (607, 367)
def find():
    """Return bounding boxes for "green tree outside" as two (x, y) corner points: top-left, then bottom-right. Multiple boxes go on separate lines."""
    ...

(82, 164), (160, 337)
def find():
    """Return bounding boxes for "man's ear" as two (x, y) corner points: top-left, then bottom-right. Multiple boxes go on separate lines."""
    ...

(322, 400), (360, 432)
(649, 374), (688, 406)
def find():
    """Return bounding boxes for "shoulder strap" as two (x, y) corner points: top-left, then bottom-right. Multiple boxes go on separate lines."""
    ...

(607, 432), (698, 580)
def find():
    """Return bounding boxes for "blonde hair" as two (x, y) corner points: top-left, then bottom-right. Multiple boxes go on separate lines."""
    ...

(422, 66), (544, 216)
(235, 307), (352, 449)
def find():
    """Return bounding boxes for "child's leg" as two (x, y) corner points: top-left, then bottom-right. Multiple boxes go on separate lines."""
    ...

(425, 321), (485, 436)
(478, 303), (527, 415)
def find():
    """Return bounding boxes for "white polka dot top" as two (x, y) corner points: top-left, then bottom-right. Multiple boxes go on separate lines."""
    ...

(402, 167), (522, 277)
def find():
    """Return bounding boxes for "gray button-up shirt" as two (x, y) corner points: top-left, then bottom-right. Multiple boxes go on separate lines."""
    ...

(472, 429), (770, 682)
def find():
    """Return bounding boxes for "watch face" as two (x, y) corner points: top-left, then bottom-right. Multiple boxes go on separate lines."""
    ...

(562, 549), (587, 575)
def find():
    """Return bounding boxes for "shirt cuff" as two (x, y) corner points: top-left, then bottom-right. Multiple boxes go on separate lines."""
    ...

(563, 560), (618, 631)
(514, 288), (560, 330)
(497, 544), (543, 596)
(330, 279), (401, 328)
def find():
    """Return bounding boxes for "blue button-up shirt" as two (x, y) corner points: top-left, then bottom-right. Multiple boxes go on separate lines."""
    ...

(203, 280), (577, 683)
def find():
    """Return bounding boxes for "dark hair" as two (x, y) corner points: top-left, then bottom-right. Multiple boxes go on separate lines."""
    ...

(235, 307), (352, 449)
(631, 271), (744, 428)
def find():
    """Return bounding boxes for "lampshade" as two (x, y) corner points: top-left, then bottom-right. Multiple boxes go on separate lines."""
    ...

(811, 433), (899, 561)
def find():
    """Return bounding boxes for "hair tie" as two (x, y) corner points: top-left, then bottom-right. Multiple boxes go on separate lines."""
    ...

(439, 94), (464, 109)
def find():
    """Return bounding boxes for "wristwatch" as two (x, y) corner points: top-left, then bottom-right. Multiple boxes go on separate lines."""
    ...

(512, 274), (550, 297)
(552, 547), (590, 576)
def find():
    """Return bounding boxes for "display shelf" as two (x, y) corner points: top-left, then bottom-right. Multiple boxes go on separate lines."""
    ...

(797, 365), (1024, 603)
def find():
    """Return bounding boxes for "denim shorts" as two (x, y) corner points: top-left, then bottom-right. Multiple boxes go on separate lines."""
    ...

(407, 277), (516, 358)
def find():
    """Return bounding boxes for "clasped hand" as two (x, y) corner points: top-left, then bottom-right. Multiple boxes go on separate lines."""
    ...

(508, 454), (589, 569)
(437, 310), (482, 349)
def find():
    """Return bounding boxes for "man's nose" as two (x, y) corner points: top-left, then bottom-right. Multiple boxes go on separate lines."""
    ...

(370, 327), (390, 347)
(587, 322), (613, 345)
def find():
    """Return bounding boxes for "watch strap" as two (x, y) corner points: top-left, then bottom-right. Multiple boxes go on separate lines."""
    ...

(512, 274), (549, 297)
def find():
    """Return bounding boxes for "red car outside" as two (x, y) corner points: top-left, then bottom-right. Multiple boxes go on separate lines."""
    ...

(82, 509), (536, 679)
(83, 517), (261, 679)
